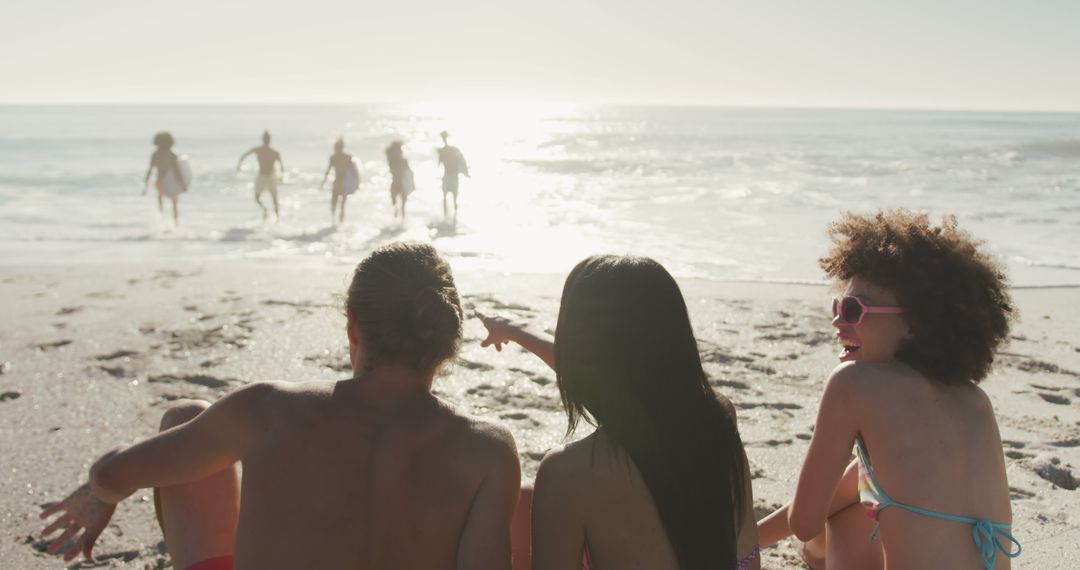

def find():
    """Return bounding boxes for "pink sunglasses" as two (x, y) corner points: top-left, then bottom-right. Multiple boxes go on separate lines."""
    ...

(831, 296), (904, 325)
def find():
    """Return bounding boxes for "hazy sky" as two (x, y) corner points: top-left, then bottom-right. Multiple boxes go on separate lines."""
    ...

(3, 0), (1078, 110)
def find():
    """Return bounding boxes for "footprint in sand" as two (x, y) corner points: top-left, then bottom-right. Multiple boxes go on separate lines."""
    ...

(35, 339), (72, 351)
(303, 351), (352, 373)
(200, 356), (229, 369)
(800, 330), (833, 346)
(55, 306), (82, 316)
(0, 391), (21, 402)
(99, 365), (129, 379)
(753, 500), (783, 520)
(711, 379), (751, 390)
(456, 358), (495, 372)
(1009, 486), (1036, 500)
(499, 411), (540, 426)
(467, 383), (559, 410)
(96, 349), (139, 361)
(700, 348), (754, 366)
(147, 374), (235, 389)
(85, 290), (122, 300)
(507, 367), (553, 386)
(1032, 456), (1078, 491)
(1016, 359), (1079, 377)
(735, 401), (802, 411)
(1038, 392), (1071, 405)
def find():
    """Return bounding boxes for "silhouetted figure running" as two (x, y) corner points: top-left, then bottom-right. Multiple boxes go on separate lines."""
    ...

(237, 130), (284, 221)
(386, 141), (413, 220)
(437, 131), (469, 220)
(143, 132), (187, 225)
(320, 139), (353, 224)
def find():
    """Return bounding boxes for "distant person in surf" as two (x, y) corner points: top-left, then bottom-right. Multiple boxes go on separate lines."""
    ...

(437, 131), (469, 220)
(143, 131), (187, 225)
(386, 140), (414, 220)
(236, 130), (284, 221)
(320, 138), (354, 224)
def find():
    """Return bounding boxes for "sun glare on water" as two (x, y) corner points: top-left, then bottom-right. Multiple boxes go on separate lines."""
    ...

(387, 100), (611, 276)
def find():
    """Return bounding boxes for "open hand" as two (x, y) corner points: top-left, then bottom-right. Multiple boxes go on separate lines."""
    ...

(475, 310), (522, 352)
(39, 483), (117, 562)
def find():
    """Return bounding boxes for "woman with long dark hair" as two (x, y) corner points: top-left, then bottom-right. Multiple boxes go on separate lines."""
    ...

(479, 255), (760, 570)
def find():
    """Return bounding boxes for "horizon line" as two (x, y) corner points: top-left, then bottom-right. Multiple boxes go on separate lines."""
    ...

(2, 100), (1079, 115)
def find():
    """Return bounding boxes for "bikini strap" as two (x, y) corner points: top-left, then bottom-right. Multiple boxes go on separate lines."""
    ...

(971, 519), (1022, 570)
(873, 503), (1021, 570)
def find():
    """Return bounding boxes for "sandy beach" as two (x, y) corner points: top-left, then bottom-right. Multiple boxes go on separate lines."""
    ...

(1, 260), (1077, 568)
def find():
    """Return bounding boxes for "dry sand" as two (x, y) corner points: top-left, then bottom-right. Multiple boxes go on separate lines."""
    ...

(1, 260), (1077, 568)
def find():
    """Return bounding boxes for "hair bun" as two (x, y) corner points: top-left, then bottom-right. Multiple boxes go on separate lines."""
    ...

(412, 286), (462, 341)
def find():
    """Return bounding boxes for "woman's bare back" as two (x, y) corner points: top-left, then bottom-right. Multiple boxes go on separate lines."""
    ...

(857, 365), (1013, 569)
(535, 429), (759, 570)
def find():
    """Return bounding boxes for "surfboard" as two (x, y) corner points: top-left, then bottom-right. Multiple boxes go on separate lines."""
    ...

(342, 159), (360, 195)
(161, 156), (193, 198)
(402, 168), (415, 196)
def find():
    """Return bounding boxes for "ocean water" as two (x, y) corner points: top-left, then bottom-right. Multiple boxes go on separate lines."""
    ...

(1, 104), (1078, 286)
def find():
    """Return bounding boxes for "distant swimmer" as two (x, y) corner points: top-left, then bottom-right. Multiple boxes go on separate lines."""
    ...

(143, 131), (188, 225)
(237, 130), (284, 221)
(320, 138), (354, 224)
(437, 131), (469, 220)
(386, 140), (414, 220)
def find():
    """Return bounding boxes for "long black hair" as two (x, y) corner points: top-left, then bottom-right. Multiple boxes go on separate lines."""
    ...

(554, 255), (748, 570)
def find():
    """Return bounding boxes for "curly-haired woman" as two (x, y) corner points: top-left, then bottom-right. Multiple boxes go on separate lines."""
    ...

(758, 210), (1021, 570)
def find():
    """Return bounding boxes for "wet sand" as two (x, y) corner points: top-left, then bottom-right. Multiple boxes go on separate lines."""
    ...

(1, 261), (1077, 568)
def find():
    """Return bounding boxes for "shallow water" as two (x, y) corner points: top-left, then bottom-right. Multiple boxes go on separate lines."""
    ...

(1, 104), (1078, 285)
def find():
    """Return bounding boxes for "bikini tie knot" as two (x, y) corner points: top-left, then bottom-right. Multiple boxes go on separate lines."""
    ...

(970, 519), (1021, 570)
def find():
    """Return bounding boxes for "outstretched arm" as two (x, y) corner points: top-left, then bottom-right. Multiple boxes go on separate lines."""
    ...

(475, 310), (556, 370)
(320, 158), (332, 189)
(143, 156), (155, 194)
(39, 383), (269, 561)
(236, 148), (254, 172)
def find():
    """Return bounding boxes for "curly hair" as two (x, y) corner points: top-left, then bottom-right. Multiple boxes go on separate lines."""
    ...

(345, 242), (463, 372)
(819, 210), (1014, 385)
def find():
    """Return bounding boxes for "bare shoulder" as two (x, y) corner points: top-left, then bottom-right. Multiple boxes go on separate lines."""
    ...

(535, 432), (610, 505)
(823, 361), (914, 399)
(225, 380), (335, 419)
(452, 409), (519, 467)
(538, 431), (607, 483)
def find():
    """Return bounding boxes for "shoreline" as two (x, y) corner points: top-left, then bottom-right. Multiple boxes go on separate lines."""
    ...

(1, 260), (1077, 568)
